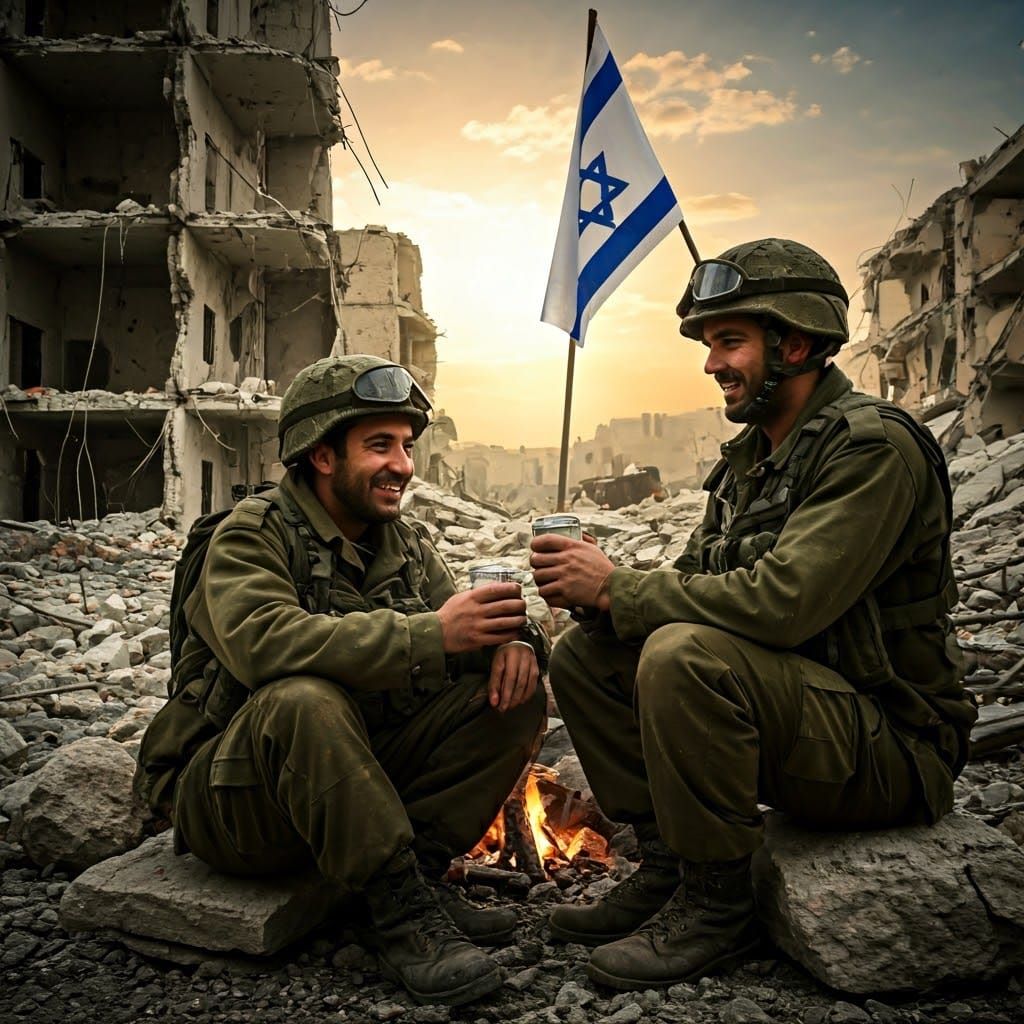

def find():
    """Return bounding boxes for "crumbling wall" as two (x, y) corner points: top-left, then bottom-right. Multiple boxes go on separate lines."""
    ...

(1, 243), (60, 386)
(264, 269), (332, 389)
(250, 0), (332, 60)
(175, 228), (254, 387)
(63, 111), (176, 211)
(0, 61), (63, 208)
(265, 138), (329, 218)
(179, 51), (259, 214)
(58, 265), (175, 392)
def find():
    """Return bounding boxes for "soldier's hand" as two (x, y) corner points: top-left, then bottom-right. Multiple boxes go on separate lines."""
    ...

(437, 583), (528, 653)
(530, 534), (615, 611)
(488, 641), (539, 713)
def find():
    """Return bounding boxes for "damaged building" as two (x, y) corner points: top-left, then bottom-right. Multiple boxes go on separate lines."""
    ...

(0, 1), (438, 528)
(849, 124), (1024, 444)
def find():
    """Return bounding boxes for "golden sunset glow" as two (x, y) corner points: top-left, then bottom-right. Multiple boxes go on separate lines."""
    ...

(331, 0), (1021, 448)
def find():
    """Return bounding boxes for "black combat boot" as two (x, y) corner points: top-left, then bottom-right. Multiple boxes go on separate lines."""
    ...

(363, 848), (504, 1005)
(586, 856), (760, 990)
(429, 881), (517, 946)
(548, 838), (681, 946)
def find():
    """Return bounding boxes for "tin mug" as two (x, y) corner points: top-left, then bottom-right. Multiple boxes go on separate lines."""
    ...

(531, 513), (582, 541)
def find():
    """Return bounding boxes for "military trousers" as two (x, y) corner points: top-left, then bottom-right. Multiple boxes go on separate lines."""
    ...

(550, 622), (942, 863)
(173, 674), (546, 892)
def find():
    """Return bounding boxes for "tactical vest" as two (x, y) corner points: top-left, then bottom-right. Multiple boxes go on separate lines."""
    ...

(693, 393), (972, 773)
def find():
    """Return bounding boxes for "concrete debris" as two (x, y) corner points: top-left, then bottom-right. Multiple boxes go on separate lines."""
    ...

(60, 831), (341, 956)
(753, 811), (1024, 993)
(8, 737), (146, 871)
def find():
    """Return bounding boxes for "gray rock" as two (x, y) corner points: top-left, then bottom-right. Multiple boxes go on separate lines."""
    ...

(60, 831), (341, 956)
(0, 718), (27, 766)
(9, 736), (145, 869)
(752, 811), (1024, 993)
(720, 997), (771, 1024)
(953, 463), (1003, 521)
(80, 633), (130, 672)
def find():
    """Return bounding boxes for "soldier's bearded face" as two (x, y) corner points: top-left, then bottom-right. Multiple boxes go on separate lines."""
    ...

(331, 414), (416, 528)
(700, 316), (772, 424)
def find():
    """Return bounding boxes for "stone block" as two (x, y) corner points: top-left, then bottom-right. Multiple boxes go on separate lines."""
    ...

(60, 831), (341, 956)
(0, 719), (27, 767)
(81, 634), (130, 672)
(752, 811), (1024, 994)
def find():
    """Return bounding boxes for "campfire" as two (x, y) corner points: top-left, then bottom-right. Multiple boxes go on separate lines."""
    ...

(456, 764), (619, 887)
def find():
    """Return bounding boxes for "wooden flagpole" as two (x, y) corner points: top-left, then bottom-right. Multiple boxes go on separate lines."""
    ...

(555, 9), (598, 514)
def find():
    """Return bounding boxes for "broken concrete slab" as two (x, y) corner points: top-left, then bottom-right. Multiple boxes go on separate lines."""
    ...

(752, 811), (1024, 994)
(0, 718), (27, 767)
(60, 831), (341, 956)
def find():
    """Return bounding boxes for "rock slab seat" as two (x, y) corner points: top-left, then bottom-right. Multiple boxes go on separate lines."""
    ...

(60, 831), (341, 956)
(752, 810), (1024, 994)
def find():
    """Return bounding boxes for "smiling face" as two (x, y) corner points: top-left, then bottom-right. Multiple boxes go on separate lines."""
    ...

(701, 315), (774, 424)
(309, 413), (416, 539)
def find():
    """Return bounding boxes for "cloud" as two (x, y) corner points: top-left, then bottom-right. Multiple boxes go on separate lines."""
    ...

(463, 48), (814, 158)
(811, 46), (871, 74)
(681, 192), (759, 224)
(431, 38), (464, 54)
(622, 51), (752, 98)
(461, 103), (576, 162)
(340, 58), (432, 83)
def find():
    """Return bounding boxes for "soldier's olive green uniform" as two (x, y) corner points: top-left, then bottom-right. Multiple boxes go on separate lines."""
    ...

(137, 469), (546, 890)
(550, 367), (976, 863)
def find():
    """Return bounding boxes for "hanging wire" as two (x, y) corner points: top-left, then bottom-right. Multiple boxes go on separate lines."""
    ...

(337, 81), (388, 191)
(55, 220), (112, 524)
(327, 0), (370, 21)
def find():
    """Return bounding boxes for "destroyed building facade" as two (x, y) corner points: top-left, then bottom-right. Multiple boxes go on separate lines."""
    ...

(848, 124), (1024, 444)
(0, 1), (438, 528)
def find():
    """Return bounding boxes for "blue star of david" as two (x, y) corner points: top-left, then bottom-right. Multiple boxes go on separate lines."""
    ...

(578, 152), (629, 234)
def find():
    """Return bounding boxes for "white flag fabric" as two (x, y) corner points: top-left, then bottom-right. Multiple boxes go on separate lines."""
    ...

(541, 22), (682, 347)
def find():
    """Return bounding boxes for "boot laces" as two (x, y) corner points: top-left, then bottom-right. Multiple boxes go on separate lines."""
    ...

(603, 860), (677, 908)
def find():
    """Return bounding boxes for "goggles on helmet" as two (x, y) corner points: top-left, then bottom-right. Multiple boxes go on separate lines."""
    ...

(352, 364), (431, 409)
(686, 259), (849, 305)
(277, 363), (432, 436)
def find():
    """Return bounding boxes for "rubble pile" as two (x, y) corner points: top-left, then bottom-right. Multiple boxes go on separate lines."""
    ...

(0, 449), (1022, 1020)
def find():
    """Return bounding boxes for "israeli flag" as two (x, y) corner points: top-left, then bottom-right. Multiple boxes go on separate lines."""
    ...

(542, 23), (681, 346)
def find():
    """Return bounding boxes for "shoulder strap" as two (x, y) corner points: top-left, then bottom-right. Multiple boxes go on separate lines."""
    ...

(267, 486), (333, 615)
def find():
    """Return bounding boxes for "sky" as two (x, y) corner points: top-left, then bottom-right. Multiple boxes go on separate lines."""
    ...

(329, 0), (1023, 449)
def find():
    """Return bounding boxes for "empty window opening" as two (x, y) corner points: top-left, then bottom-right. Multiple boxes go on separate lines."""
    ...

(203, 306), (216, 364)
(920, 283), (930, 305)
(939, 335), (957, 388)
(22, 451), (42, 522)
(206, 0), (220, 35)
(9, 318), (42, 389)
(24, 0), (46, 36)
(64, 339), (111, 391)
(205, 135), (218, 212)
(10, 140), (45, 200)
(229, 314), (243, 362)
(201, 460), (213, 516)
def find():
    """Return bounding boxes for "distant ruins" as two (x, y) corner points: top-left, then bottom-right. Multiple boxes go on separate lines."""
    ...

(843, 124), (1024, 447)
(443, 407), (732, 512)
(0, 1), (437, 528)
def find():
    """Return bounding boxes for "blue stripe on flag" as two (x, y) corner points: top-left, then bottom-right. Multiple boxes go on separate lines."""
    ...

(580, 52), (622, 139)
(571, 177), (678, 341)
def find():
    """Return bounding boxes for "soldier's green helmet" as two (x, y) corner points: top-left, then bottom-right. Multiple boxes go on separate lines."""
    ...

(676, 238), (849, 363)
(278, 354), (432, 465)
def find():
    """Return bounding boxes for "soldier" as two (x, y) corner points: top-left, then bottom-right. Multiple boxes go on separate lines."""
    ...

(529, 239), (977, 991)
(136, 354), (547, 1007)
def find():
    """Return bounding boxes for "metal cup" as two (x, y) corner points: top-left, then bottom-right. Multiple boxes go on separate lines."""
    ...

(531, 513), (582, 541)
(469, 564), (523, 590)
